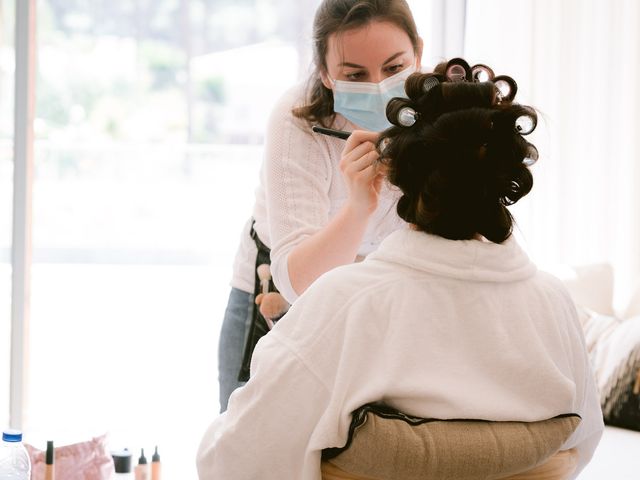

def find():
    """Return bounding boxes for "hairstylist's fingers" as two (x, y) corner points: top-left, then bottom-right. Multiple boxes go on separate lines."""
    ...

(340, 141), (379, 173)
(347, 140), (377, 161)
(353, 160), (380, 184)
(356, 150), (382, 171)
(345, 158), (383, 216)
(343, 130), (380, 155)
(341, 149), (379, 177)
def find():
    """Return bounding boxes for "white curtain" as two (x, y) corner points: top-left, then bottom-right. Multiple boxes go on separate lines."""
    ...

(409, 0), (466, 66)
(465, 0), (640, 308)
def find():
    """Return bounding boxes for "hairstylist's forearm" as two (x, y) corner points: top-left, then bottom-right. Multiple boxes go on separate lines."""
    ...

(287, 203), (371, 296)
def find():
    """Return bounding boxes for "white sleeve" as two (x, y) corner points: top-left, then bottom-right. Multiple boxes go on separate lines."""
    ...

(196, 331), (333, 480)
(262, 89), (336, 303)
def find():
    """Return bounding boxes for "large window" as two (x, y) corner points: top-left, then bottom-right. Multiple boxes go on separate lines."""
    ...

(6, 1), (438, 477)
(26, 1), (315, 477)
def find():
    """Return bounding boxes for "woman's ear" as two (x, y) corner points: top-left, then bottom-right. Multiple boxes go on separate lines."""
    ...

(415, 37), (424, 70)
(320, 69), (333, 90)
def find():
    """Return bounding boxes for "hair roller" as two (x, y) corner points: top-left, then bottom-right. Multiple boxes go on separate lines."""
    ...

(404, 72), (442, 99)
(492, 75), (518, 102)
(523, 143), (539, 166)
(397, 106), (419, 127)
(500, 181), (520, 206)
(423, 76), (440, 93)
(500, 167), (533, 206)
(492, 105), (537, 136)
(514, 107), (537, 135)
(445, 58), (472, 82)
(386, 97), (416, 127)
(471, 64), (495, 82)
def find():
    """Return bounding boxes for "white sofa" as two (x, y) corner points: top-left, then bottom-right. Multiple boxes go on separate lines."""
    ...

(551, 264), (640, 478)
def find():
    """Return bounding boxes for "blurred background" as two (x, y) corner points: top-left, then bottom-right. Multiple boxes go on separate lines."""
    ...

(0, 0), (639, 478)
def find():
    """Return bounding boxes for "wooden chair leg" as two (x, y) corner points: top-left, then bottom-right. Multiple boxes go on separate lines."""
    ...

(321, 461), (376, 480)
(501, 449), (579, 480)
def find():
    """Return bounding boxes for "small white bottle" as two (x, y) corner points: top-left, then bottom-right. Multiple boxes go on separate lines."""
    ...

(0, 429), (32, 480)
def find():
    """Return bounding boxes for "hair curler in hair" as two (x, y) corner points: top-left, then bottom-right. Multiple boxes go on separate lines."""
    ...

(492, 75), (518, 102)
(397, 106), (419, 127)
(471, 64), (495, 82)
(422, 76), (440, 93)
(445, 58), (472, 82)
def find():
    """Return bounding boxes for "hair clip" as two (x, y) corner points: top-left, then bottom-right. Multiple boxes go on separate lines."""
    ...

(471, 64), (494, 82)
(397, 106), (419, 127)
(445, 58), (472, 82)
(492, 75), (518, 103)
(422, 76), (440, 93)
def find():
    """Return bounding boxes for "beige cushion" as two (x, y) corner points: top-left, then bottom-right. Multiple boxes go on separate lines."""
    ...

(325, 410), (580, 480)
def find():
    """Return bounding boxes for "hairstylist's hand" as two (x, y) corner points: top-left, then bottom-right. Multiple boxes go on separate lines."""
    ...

(340, 130), (384, 216)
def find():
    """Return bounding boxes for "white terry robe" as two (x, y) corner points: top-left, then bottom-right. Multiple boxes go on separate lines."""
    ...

(198, 228), (604, 480)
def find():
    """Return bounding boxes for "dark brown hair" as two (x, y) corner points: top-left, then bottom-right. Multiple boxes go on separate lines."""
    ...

(292, 0), (420, 127)
(377, 61), (539, 243)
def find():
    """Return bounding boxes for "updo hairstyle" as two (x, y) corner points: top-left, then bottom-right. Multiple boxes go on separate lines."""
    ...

(378, 58), (539, 243)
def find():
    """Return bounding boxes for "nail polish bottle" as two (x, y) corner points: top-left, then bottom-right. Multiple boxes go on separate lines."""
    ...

(134, 448), (150, 480)
(44, 441), (55, 480)
(151, 446), (161, 480)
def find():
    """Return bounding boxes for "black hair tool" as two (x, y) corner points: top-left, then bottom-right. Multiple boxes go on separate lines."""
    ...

(311, 125), (352, 140)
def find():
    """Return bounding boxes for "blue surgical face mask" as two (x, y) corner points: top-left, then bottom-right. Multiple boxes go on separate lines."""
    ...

(330, 65), (416, 132)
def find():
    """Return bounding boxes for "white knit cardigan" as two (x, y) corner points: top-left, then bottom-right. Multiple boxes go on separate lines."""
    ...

(230, 84), (406, 302)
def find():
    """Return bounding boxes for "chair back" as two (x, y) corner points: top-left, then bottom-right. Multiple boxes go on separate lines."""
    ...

(321, 449), (579, 480)
(320, 404), (581, 480)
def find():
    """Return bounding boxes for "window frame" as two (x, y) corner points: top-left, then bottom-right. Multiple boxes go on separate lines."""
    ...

(10, 0), (35, 430)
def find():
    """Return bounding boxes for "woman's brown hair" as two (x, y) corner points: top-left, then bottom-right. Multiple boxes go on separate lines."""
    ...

(377, 59), (539, 243)
(292, 0), (420, 127)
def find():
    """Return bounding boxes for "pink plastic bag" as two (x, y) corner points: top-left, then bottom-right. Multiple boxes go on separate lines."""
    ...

(25, 434), (114, 480)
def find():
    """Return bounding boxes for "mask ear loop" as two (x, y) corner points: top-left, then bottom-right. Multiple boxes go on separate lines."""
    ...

(445, 58), (472, 82)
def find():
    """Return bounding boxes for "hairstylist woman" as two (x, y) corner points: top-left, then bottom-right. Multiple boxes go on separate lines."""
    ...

(218, 0), (423, 411)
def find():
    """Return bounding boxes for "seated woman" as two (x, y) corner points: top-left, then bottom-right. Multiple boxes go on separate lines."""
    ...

(196, 59), (603, 480)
